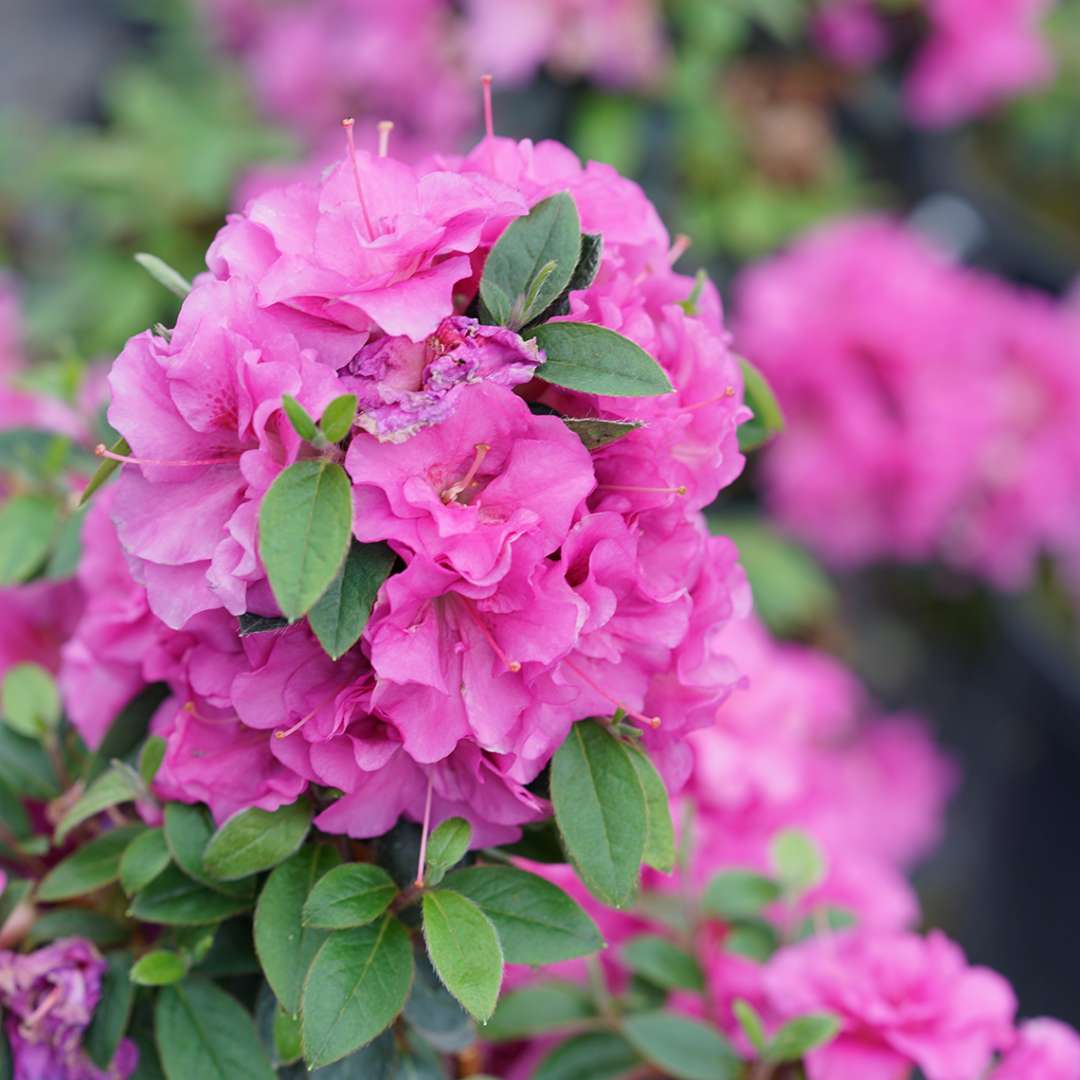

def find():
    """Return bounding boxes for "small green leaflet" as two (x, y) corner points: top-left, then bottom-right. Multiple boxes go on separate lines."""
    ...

(307, 540), (396, 660)
(0, 495), (60, 585)
(737, 356), (784, 452)
(79, 437), (129, 507)
(532, 322), (673, 397)
(133, 252), (192, 299)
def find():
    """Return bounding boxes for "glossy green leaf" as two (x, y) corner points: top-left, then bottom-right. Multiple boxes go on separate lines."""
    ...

(533, 1032), (640, 1080)
(282, 395), (318, 443)
(163, 803), (251, 897)
(486, 983), (595, 1041)
(131, 950), (188, 986)
(0, 776), (30, 839)
(403, 949), (474, 1053)
(423, 817), (470, 885)
(236, 613), (289, 636)
(622, 935), (704, 993)
(129, 865), (253, 926)
(202, 798), (311, 882)
(421, 890), (503, 1022)
(155, 978), (273, 1080)
(56, 765), (140, 842)
(625, 744), (675, 874)
(732, 998), (767, 1055)
(737, 356), (784, 452)
(0, 495), (59, 584)
(273, 1004), (303, 1065)
(766, 1013), (841, 1063)
(254, 845), (341, 1016)
(622, 1011), (742, 1080)
(2, 663), (60, 738)
(307, 540), (396, 660)
(301, 863), (396, 930)
(0, 724), (58, 799)
(724, 918), (779, 962)
(38, 824), (143, 901)
(703, 869), (782, 921)
(532, 322), (673, 397)
(301, 915), (414, 1069)
(138, 736), (167, 785)
(444, 865), (603, 965)
(550, 720), (647, 908)
(85, 952), (136, 1071)
(770, 828), (826, 896)
(560, 417), (643, 451)
(480, 192), (581, 328)
(258, 460), (354, 621)
(120, 828), (171, 895)
(26, 909), (128, 948)
(319, 394), (358, 444)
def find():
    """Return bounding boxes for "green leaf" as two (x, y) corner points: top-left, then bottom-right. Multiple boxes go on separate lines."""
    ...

(133, 252), (191, 299)
(85, 683), (169, 782)
(0, 495), (59, 584)
(622, 1011), (742, 1080)
(480, 192), (581, 328)
(307, 540), (396, 660)
(550, 720), (647, 908)
(202, 798), (312, 881)
(301, 915), (414, 1069)
(679, 269), (709, 316)
(0, 725), (58, 799)
(258, 460), (354, 621)
(533, 1032), (640, 1080)
(532, 322), (673, 397)
(0, 878), (31, 931)
(79, 437), (129, 507)
(282, 395), (319, 443)
(731, 998), (767, 1055)
(625, 745), (675, 874)
(423, 817), (470, 885)
(2, 663), (60, 738)
(737, 356), (784, 452)
(38, 824), (143, 901)
(444, 865), (603, 965)
(164, 803), (252, 897)
(319, 394), (358, 445)
(621, 934), (704, 993)
(403, 949), (474, 1053)
(766, 1013), (841, 1063)
(139, 736), (167, 784)
(130, 865), (253, 926)
(155, 978), (273, 1080)
(120, 828), (171, 895)
(26, 909), (129, 948)
(254, 845), (341, 1016)
(56, 765), (140, 842)
(421, 890), (503, 1022)
(0, 776), (31, 839)
(770, 828), (826, 896)
(560, 417), (643, 451)
(301, 863), (397, 930)
(724, 918), (779, 962)
(703, 870), (782, 921)
(85, 952), (136, 1071)
(236, 613), (289, 636)
(131, 950), (189, 986)
(43, 504), (87, 580)
(273, 1003), (303, 1065)
(486, 984), (595, 1041)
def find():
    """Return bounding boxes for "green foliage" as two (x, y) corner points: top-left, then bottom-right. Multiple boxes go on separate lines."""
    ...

(625, 744), (676, 874)
(421, 890), (503, 1022)
(307, 540), (397, 660)
(533, 1032), (640, 1080)
(532, 322), (674, 397)
(550, 720), (648, 908)
(0, 495), (59, 584)
(703, 869), (782, 921)
(55, 765), (141, 842)
(737, 357), (785, 452)
(318, 394), (359, 445)
(766, 1013), (841, 1063)
(85, 953), (136, 1071)
(281, 395), (319, 443)
(258, 460), (354, 622)
(1, 663), (60, 739)
(133, 253), (191, 298)
(202, 798), (312, 881)
(38, 825), (143, 901)
(302, 863), (397, 930)
(0, 724), (59, 799)
(479, 192), (582, 329)
(486, 984), (596, 1041)
(130, 865), (253, 926)
(622, 1011), (742, 1080)
(559, 417), (643, 451)
(444, 865), (603, 965)
(622, 935), (705, 993)
(423, 817), (471, 886)
(131, 950), (189, 986)
(301, 915), (414, 1068)
(770, 828), (827, 897)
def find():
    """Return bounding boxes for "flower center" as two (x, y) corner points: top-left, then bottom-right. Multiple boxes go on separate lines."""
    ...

(441, 442), (492, 504)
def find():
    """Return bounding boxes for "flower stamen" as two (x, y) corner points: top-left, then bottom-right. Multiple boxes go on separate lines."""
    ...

(342, 118), (377, 240)
(682, 387), (736, 412)
(94, 444), (241, 468)
(668, 234), (691, 266)
(460, 598), (522, 673)
(564, 658), (661, 729)
(442, 442), (491, 503)
(596, 482), (687, 496)
(377, 120), (394, 158)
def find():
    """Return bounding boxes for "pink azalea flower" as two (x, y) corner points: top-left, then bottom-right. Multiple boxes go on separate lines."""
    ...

(348, 383), (594, 586)
(812, 0), (889, 67)
(764, 929), (1017, 1080)
(0, 938), (137, 1080)
(995, 1018), (1080, 1080)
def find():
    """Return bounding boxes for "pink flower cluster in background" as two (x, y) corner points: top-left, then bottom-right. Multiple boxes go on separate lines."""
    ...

(59, 132), (750, 845)
(735, 216), (1080, 592)
(814, 0), (1056, 126)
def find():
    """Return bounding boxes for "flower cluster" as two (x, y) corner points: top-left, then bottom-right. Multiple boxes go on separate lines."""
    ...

(67, 128), (749, 847)
(0, 939), (137, 1080)
(487, 615), (1076, 1080)
(814, 0), (1056, 126)
(735, 216), (1080, 592)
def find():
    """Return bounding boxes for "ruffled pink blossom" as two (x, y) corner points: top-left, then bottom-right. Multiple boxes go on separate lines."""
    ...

(812, 0), (889, 67)
(995, 1018), (1080, 1080)
(0, 938), (137, 1080)
(764, 929), (1016, 1080)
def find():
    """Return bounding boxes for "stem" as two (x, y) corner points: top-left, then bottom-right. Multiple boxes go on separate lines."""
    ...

(586, 955), (618, 1027)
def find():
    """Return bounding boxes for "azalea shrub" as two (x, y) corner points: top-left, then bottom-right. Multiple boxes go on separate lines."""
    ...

(0, 77), (1077, 1079)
